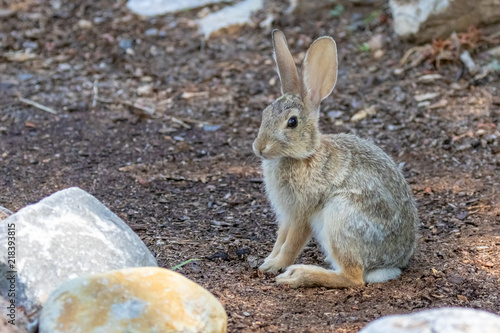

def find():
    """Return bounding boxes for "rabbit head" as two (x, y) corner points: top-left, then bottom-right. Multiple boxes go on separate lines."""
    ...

(253, 30), (338, 160)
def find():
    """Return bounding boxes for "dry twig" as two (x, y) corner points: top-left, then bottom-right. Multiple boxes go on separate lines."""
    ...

(399, 26), (500, 70)
(92, 79), (98, 109)
(18, 97), (57, 114)
(97, 97), (191, 129)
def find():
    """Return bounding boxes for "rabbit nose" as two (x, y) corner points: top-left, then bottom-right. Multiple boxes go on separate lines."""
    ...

(253, 140), (265, 157)
(252, 141), (259, 155)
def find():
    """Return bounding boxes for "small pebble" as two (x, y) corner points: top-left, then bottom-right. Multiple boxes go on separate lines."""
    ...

(367, 34), (384, 51)
(203, 124), (222, 132)
(247, 255), (260, 268)
(327, 110), (343, 123)
(119, 39), (132, 50)
(393, 68), (404, 75)
(22, 41), (38, 50)
(144, 28), (158, 36)
(373, 49), (384, 59)
(77, 19), (93, 29)
(137, 84), (153, 96)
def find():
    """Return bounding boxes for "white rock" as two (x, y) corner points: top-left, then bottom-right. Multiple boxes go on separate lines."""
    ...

(39, 267), (227, 333)
(389, 0), (500, 42)
(127, 0), (232, 16)
(360, 307), (500, 333)
(197, 0), (263, 38)
(0, 187), (157, 329)
(389, 0), (450, 38)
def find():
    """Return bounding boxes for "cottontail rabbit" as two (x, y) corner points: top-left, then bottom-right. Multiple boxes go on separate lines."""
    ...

(253, 30), (419, 288)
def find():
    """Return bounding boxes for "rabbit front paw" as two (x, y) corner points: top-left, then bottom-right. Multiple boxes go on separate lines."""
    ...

(259, 256), (290, 274)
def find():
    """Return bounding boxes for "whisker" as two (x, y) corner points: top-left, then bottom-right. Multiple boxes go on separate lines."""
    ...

(245, 154), (259, 165)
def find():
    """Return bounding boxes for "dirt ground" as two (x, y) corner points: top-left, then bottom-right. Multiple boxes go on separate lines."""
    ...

(1, 0), (500, 332)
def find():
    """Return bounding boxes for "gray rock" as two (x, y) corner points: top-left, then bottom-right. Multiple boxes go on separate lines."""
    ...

(203, 124), (222, 132)
(0, 187), (157, 331)
(327, 110), (344, 122)
(389, 0), (500, 42)
(0, 296), (30, 333)
(360, 307), (500, 333)
(21, 41), (38, 50)
(144, 28), (159, 36)
(118, 38), (132, 51)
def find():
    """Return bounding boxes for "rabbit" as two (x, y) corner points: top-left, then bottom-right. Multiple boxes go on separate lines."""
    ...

(252, 30), (419, 288)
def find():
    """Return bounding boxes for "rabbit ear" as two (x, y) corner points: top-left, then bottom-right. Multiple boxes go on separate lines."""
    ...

(272, 30), (300, 95)
(301, 36), (338, 110)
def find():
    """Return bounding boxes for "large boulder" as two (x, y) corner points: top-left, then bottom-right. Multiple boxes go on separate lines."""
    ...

(0, 187), (157, 331)
(39, 267), (227, 333)
(360, 307), (500, 333)
(389, 0), (500, 42)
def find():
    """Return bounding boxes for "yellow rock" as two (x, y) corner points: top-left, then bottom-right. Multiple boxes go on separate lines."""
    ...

(39, 267), (227, 333)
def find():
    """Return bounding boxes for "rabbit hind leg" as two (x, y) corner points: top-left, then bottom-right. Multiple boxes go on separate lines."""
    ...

(276, 261), (364, 288)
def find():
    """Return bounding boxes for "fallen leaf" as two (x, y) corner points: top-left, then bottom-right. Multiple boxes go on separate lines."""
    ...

(350, 106), (376, 122)
(77, 19), (92, 29)
(414, 92), (440, 102)
(181, 91), (209, 99)
(4, 50), (37, 62)
(428, 99), (448, 109)
(417, 74), (443, 83)
(480, 261), (494, 268)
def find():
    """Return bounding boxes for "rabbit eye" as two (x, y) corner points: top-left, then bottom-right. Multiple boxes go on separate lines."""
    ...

(287, 116), (298, 128)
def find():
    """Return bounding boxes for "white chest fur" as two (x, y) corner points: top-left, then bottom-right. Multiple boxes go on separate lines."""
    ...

(262, 158), (323, 223)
